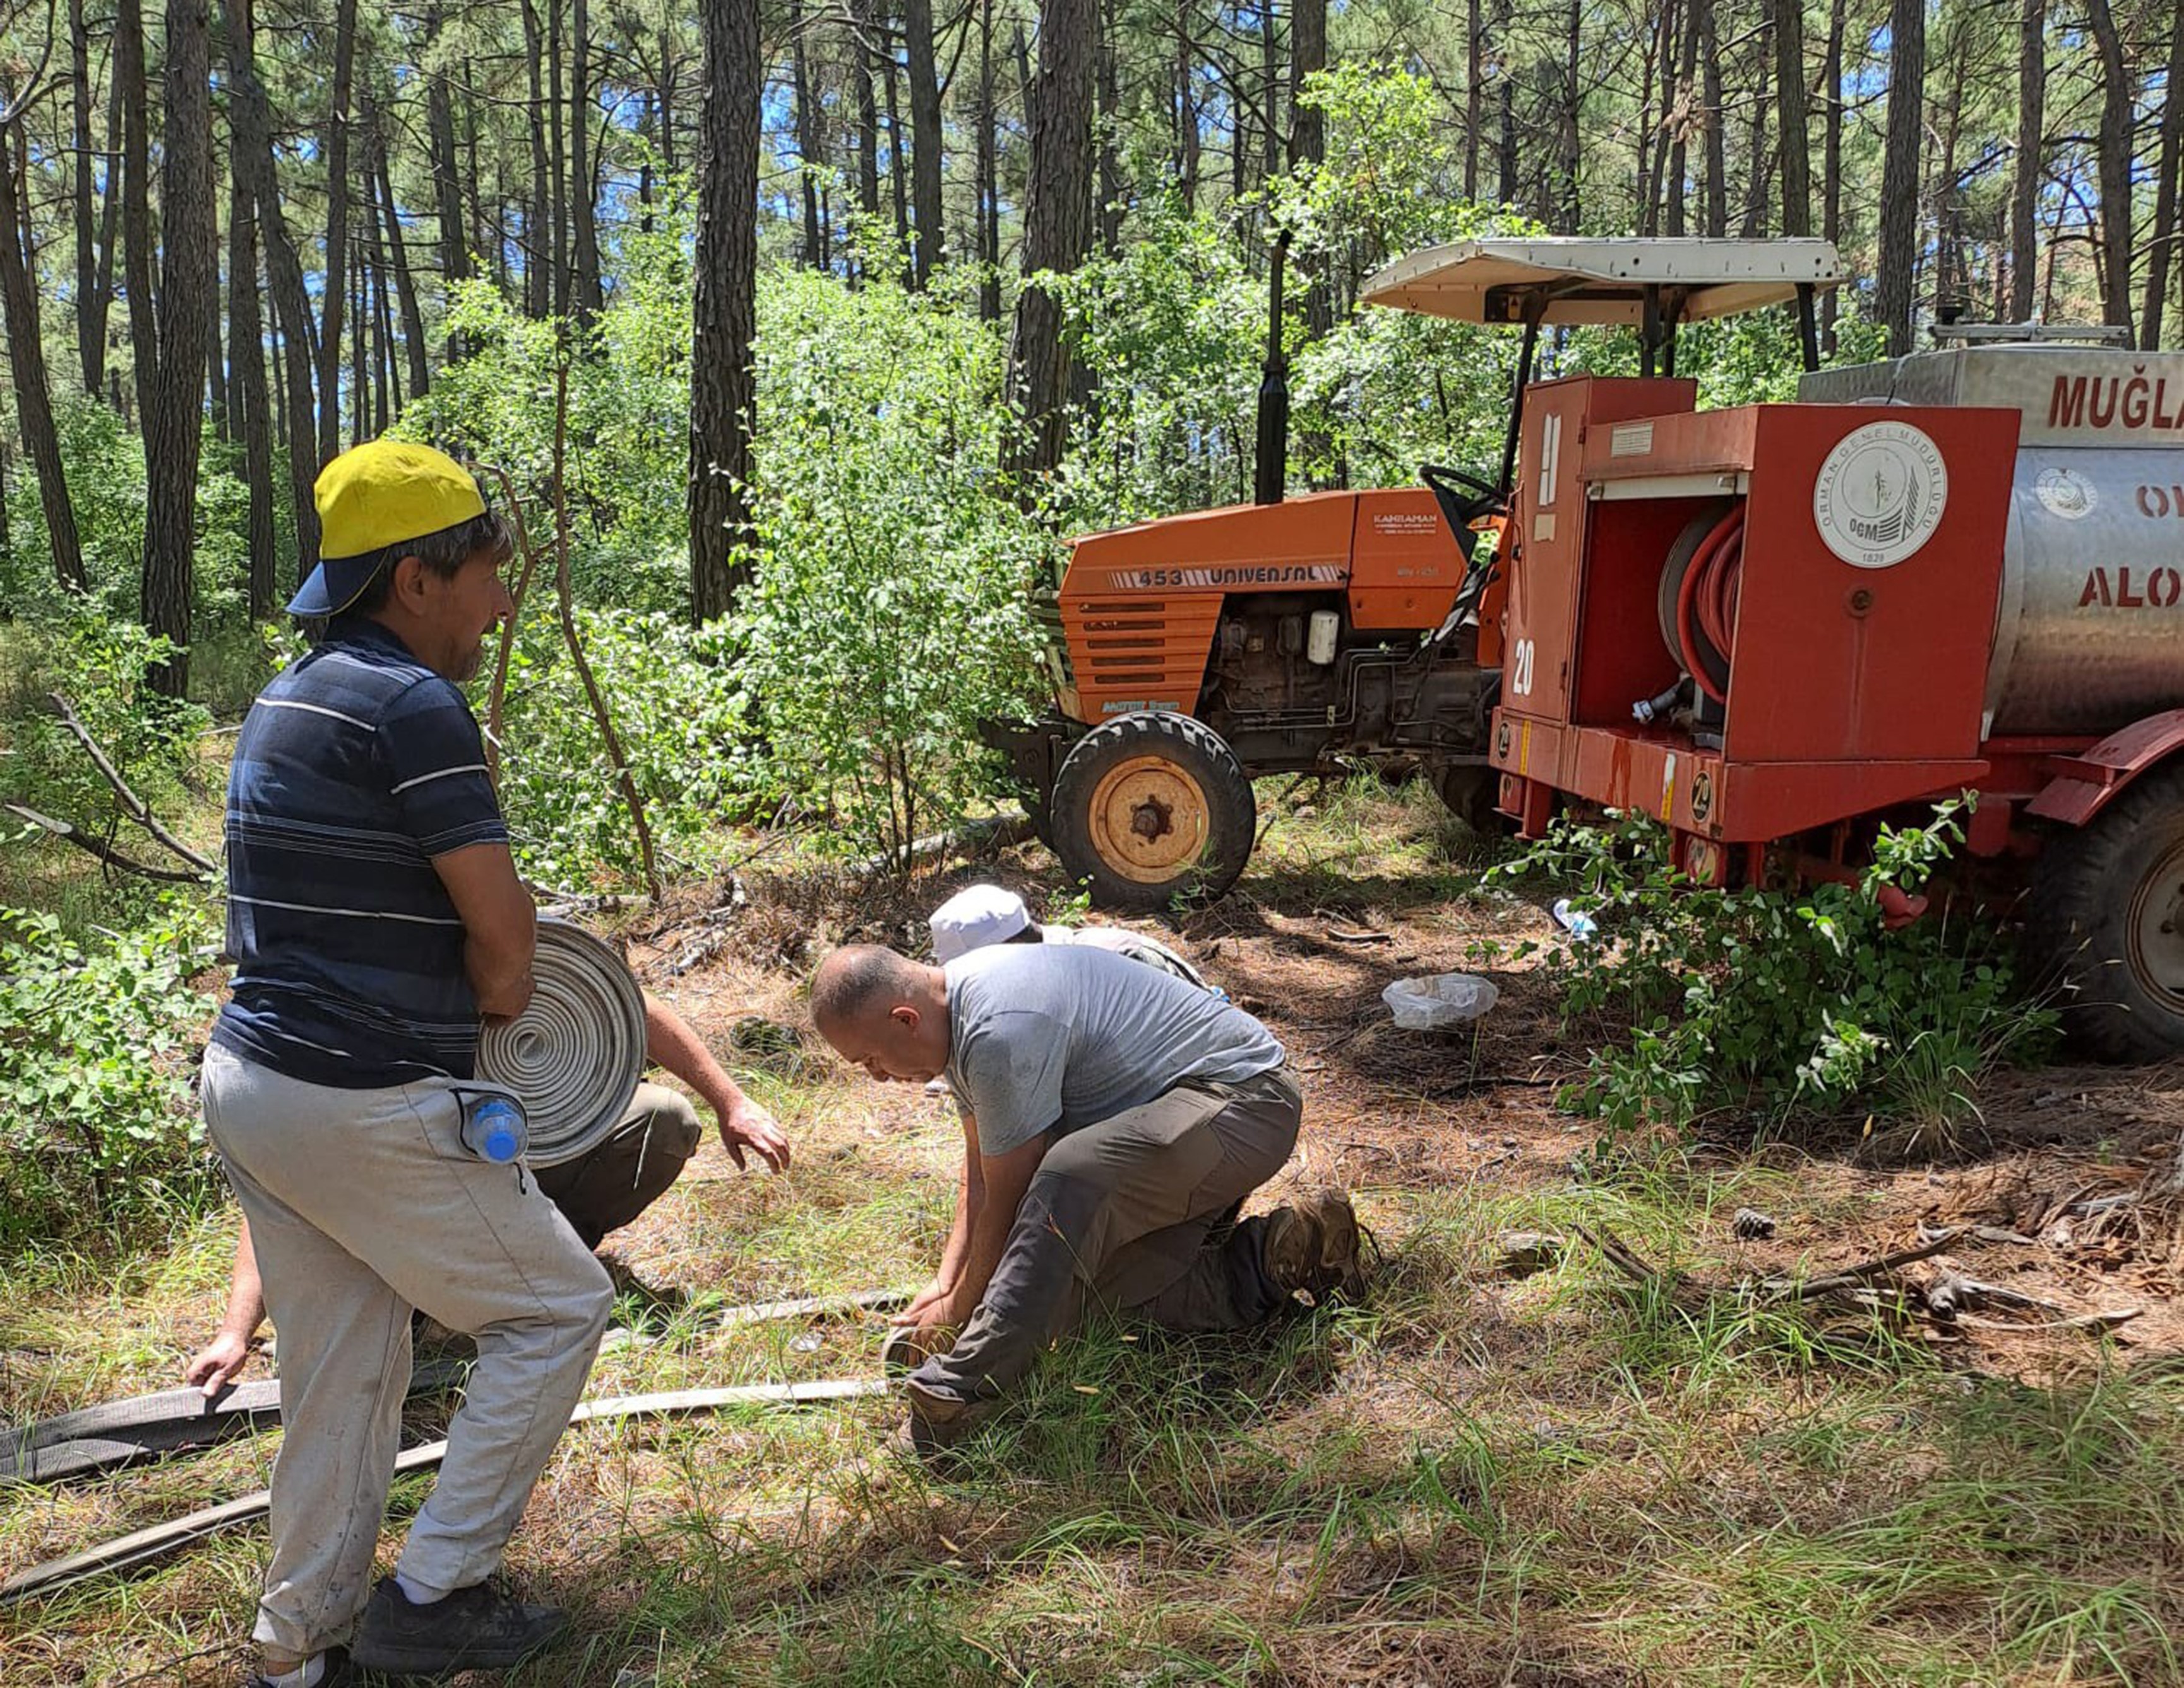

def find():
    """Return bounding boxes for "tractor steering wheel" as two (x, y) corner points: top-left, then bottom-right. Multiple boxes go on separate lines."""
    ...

(1419, 462), (1505, 537)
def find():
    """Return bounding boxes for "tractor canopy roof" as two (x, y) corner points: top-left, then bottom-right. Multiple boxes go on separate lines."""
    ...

(1359, 237), (1844, 328)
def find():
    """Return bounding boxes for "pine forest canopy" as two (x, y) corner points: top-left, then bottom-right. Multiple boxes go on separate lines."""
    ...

(0, 0), (2177, 697)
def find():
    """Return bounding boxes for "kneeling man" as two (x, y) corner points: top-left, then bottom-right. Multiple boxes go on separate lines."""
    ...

(811, 942), (1364, 1450)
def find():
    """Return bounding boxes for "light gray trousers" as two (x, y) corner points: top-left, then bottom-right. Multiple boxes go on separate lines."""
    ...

(201, 1042), (614, 1658)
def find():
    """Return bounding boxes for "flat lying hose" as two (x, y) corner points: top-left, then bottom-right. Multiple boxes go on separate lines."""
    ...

(0, 1377), (889, 1604)
(477, 916), (646, 1168)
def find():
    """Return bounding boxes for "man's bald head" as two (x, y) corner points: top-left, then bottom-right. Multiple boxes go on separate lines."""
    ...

(810, 944), (951, 1083)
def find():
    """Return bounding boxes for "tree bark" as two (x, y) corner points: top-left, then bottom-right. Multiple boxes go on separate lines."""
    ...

(1493, 0), (1515, 203)
(226, 61), (275, 622)
(852, 0), (881, 218)
(1464, 0), (1481, 199)
(1773, 0), (1810, 237)
(883, 20), (911, 259)
(427, 6), (470, 348)
(142, 0), (217, 696)
(1874, 0), (1924, 355)
(906, 0), (945, 283)
(1698, 0), (1725, 237)
(1097, 0), (1123, 254)
(372, 98), (429, 398)
(69, 0), (105, 396)
(690, 0), (760, 621)
(547, 0), (568, 316)
(317, 0), (358, 465)
(1739, 9), (1770, 238)
(205, 190), (226, 438)
(979, 0), (1001, 316)
(1006, 0), (1096, 484)
(228, 0), (320, 574)
(1559, 0), (1580, 230)
(791, 0), (825, 266)
(1175, 0), (1199, 211)
(1666, 0), (1697, 237)
(0, 119), (87, 592)
(2084, 0), (2133, 337)
(571, 0), (603, 317)
(518, 0), (552, 316)
(2141, 2), (2184, 347)
(1291, 0), (1327, 328)
(118, 0), (155, 422)
(1821, 0), (1843, 346)
(1259, 0), (1280, 191)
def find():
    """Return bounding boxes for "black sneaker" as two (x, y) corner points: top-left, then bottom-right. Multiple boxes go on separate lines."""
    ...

(1261, 1189), (1369, 1302)
(350, 1575), (567, 1675)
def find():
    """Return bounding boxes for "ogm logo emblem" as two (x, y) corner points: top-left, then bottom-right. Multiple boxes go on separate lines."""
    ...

(1812, 420), (1948, 569)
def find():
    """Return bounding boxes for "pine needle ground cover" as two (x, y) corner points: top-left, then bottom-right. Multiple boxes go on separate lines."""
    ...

(4, 783), (2180, 1687)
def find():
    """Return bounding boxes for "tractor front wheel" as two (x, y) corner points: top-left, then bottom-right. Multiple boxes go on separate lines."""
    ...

(1047, 712), (1258, 912)
(2025, 761), (2184, 1061)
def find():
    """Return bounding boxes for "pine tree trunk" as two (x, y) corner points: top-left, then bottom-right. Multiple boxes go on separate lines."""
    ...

(1560, 0), (1580, 229)
(1097, 0), (1123, 253)
(2085, 0), (2134, 337)
(0, 119), (87, 592)
(883, 24), (911, 259)
(547, 0), (568, 316)
(907, 0), (945, 283)
(1773, 0), (1810, 237)
(1007, 0), (1096, 484)
(1666, 0), (1697, 237)
(690, 0), (760, 621)
(2140, 3), (2184, 347)
(1874, 0), (1924, 355)
(228, 100), (276, 621)
(853, 0), (881, 218)
(142, 0), (217, 697)
(1698, 0), (1725, 237)
(1494, 0), (1515, 203)
(518, 0), (552, 316)
(228, 0), (319, 574)
(1464, 0), (1481, 199)
(1739, 12), (1770, 237)
(317, 0), (358, 467)
(792, 0), (825, 266)
(427, 7), (470, 347)
(373, 102), (429, 398)
(69, 0), (105, 396)
(1821, 0), (1843, 345)
(94, 42), (122, 391)
(350, 254), (369, 443)
(206, 191), (227, 439)
(571, 0), (603, 317)
(1259, 0), (1280, 190)
(118, 0), (155, 422)
(1290, 0), (1326, 327)
(979, 0), (1001, 317)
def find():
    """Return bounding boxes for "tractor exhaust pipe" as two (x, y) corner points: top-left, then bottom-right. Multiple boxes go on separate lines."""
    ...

(1254, 230), (1292, 506)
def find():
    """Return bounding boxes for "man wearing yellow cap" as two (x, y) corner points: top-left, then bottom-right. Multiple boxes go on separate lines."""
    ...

(203, 441), (611, 1684)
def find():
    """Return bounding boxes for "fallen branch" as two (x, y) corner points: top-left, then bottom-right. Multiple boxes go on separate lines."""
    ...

(1325, 927), (1393, 946)
(1759, 1227), (1966, 1303)
(3, 802), (205, 882)
(46, 692), (215, 872)
(1, 1376), (888, 1603)
(1954, 1307), (2144, 1335)
(1574, 1223), (1668, 1287)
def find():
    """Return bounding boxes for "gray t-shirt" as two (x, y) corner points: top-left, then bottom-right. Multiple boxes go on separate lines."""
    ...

(943, 943), (1284, 1156)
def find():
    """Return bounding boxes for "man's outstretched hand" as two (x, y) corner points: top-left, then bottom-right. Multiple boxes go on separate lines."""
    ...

(720, 1095), (791, 1172)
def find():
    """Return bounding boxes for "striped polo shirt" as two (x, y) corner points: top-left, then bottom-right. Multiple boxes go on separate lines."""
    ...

(211, 615), (509, 1089)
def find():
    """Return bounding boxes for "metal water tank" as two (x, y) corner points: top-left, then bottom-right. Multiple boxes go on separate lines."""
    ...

(1800, 345), (2184, 737)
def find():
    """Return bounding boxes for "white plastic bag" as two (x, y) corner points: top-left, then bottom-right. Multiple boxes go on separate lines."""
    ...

(1381, 972), (1500, 1030)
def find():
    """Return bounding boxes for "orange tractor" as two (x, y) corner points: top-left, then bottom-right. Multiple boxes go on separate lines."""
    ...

(985, 239), (1843, 911)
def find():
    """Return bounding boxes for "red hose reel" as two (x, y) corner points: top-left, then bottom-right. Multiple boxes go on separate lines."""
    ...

(1669, 504), (1745, 704)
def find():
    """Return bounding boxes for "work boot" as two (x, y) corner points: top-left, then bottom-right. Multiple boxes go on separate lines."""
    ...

(880, 1322), (958, 1379)
(350, 1574), (568, 1676)
(1262, 1189), (1369, 1303)
(895, 1379), (991, 1465)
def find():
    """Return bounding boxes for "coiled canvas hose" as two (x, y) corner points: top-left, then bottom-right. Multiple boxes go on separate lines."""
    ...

(476, 917), (646, 1167)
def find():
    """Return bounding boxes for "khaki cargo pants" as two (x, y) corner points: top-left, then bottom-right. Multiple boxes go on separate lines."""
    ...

(201, 1043), (615, 1660)
(913, 1064), (1304, 1406)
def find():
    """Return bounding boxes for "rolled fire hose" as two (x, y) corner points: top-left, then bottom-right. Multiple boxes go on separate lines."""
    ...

(476, 916), (647, 1168)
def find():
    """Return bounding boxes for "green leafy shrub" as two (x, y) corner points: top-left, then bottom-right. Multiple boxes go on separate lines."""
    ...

(0, 898), (218, 1243)
(1492, 800), (2056, 1149)
(490, 607), (753, 889)
(731, 267), (1047, 871)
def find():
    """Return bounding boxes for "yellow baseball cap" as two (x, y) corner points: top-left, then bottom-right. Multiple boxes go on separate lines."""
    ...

(289, 439), (490, 615)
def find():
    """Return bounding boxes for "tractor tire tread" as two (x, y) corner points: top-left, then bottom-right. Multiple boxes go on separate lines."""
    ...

(1048, 712), (1256, 914)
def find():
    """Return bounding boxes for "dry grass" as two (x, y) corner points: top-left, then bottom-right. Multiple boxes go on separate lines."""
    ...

(5, 778), (2183, 1685)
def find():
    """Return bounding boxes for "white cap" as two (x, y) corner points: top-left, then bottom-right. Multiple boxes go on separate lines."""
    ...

(929, 884), (1032, 963)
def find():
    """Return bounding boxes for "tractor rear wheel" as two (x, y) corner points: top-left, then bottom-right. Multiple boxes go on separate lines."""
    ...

(1048, 712), (1258, 912)
(2025, 761), (2184, 1061)
(1433, 764), (1502, 835)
